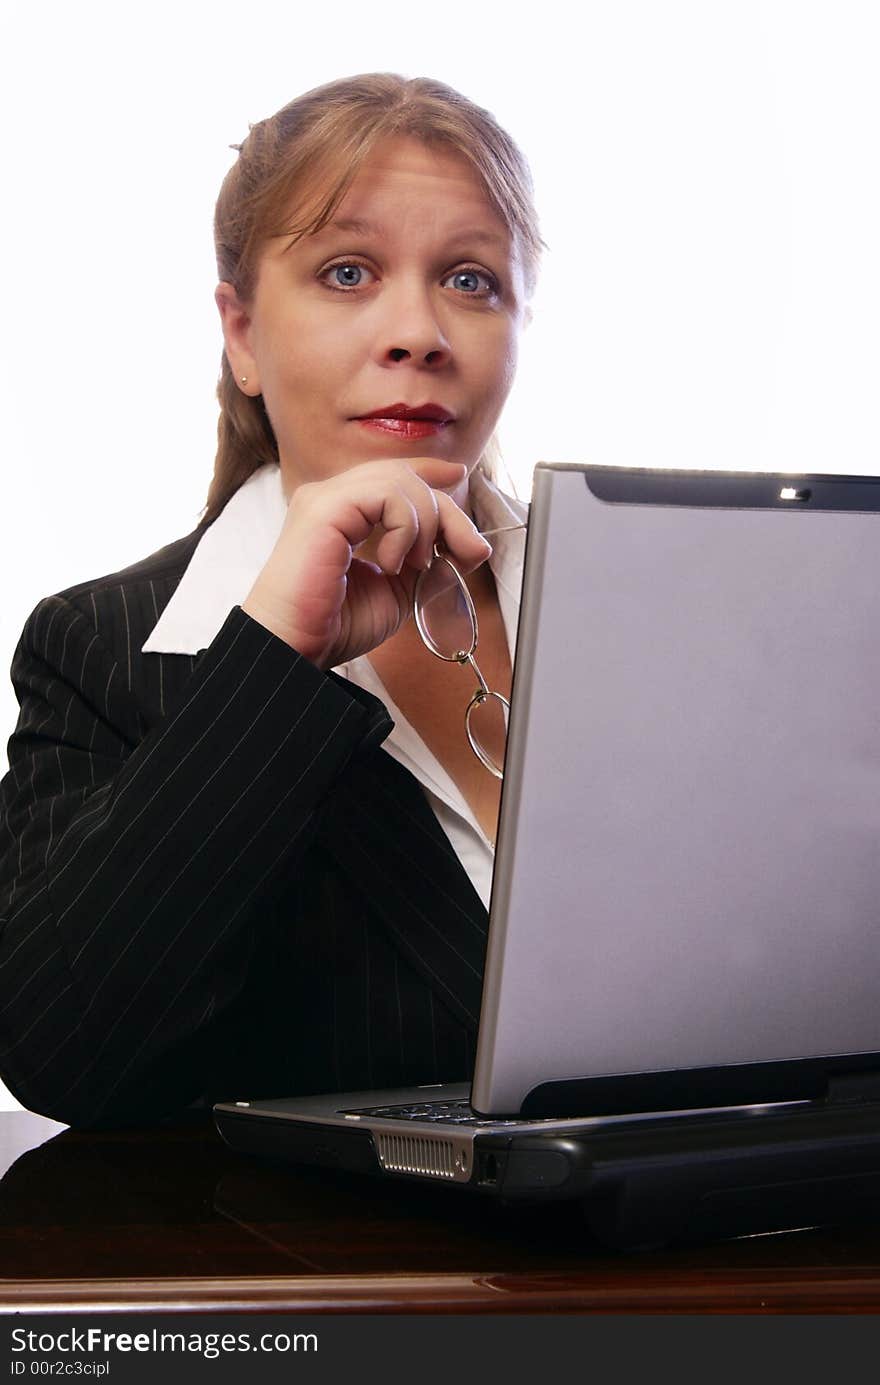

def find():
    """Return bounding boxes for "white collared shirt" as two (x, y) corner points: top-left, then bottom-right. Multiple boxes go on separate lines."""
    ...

(143, 463), (527, 908)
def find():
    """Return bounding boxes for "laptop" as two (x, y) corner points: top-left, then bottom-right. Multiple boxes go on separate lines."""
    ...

(215, 464), (880, 1246)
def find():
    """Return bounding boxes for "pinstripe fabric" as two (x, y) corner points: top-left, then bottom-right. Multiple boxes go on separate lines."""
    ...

(0, 524), (487, 1128)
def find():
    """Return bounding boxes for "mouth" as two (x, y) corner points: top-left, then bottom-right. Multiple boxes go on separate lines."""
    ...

(354, 417), (453, 439)
(352, 402), (455, 424)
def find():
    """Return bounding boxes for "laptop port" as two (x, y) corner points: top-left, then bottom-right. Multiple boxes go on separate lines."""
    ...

(478, 1151), (500, 1186)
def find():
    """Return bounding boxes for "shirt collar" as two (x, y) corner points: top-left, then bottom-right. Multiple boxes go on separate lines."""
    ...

(142, 462), (528, 656)
(142, 464), (287, 655)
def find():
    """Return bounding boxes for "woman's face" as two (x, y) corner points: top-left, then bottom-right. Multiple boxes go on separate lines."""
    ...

(216, 135), (530, 503)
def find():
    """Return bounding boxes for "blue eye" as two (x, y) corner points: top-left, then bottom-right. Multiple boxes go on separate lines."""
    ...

(320, 259), (499, 297)
(448, 270), (483, 294)
(328, 263), (371, 290)
(445, 266), (500, 296)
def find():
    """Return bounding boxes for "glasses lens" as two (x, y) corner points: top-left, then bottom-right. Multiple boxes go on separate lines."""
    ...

(416, 557), (476, 660)
(466, 691), (509, 778)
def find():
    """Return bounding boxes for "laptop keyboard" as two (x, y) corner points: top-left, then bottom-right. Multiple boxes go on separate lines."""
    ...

(340, 1099), (527, 1127)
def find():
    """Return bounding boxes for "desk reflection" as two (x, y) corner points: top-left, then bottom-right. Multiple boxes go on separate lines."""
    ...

(2, 1113), (880, 1312)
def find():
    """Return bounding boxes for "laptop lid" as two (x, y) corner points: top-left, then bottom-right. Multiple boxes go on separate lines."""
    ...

(473, 464), (880, 1118)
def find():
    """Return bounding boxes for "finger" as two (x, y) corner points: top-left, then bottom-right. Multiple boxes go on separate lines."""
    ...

(403, 459), (468, 497)
(311, 479), (419, 562)
(371, 489), (421, 573)
(362, 469), (442, 574)
(396, 474), (441, 572)
(433, 492), (494, 572)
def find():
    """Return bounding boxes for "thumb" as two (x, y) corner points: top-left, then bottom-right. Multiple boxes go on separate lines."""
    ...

(405, 459), (468, 484)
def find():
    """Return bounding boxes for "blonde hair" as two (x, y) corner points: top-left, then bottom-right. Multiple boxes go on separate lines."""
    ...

(203, 73), (546, 526)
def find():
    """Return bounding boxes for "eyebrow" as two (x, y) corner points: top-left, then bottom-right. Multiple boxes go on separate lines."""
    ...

(321, 216), (510, 250)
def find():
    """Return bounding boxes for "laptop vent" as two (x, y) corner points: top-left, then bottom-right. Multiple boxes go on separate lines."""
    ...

(376, 1133), (460, 1180)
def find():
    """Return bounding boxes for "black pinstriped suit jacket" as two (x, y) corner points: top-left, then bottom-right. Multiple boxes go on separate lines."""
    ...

(0, 520), (488, 1128)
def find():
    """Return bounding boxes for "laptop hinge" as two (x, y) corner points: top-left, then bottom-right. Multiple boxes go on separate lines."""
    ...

(826, 1071), (880, 1106)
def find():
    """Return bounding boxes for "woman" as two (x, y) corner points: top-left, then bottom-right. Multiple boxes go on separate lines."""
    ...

(0, 73), (544, 1128)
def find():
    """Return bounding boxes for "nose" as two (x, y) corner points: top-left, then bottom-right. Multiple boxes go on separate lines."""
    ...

(376, 281), (453, 367)
(388, 344), (449, 364)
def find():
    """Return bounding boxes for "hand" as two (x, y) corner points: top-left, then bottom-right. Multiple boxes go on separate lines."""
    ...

(241, 458), (492, 669)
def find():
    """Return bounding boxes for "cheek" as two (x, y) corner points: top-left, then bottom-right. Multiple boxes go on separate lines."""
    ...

(257, 298), (344, 372)
(263, 334), (338, 400)
(480, 332), (519, 400)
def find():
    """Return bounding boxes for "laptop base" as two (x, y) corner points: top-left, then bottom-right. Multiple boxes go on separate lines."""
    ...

(215, 1090), (880, 1249)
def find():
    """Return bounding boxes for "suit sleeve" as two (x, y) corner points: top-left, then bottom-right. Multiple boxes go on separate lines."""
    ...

(0, 597), (391, 1127)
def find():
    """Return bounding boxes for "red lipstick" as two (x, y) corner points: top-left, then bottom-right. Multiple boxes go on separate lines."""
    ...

(353, 401), (455, 440)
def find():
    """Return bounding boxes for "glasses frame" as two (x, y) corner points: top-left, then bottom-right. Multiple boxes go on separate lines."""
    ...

(413, 538), (517, 780)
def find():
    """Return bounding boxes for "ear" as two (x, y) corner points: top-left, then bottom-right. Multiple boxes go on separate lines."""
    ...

(215, 282), (260, 394)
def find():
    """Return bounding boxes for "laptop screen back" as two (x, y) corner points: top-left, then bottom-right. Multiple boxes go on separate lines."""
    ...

(474, 465), (880, 1116)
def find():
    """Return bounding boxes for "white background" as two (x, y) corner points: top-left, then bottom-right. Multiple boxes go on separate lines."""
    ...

(2, 0), (879, 1111)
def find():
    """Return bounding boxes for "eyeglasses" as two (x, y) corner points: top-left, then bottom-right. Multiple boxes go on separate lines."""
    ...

(413, 523), (527, 780)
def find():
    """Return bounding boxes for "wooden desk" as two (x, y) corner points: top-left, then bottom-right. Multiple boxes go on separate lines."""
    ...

(1, 1110), (880, 1313)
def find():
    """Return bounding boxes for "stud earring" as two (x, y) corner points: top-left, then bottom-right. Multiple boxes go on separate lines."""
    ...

(240, 376), (248, 385)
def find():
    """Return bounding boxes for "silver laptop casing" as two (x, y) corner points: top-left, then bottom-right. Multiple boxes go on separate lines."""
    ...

(473, 464), (880, 1114)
